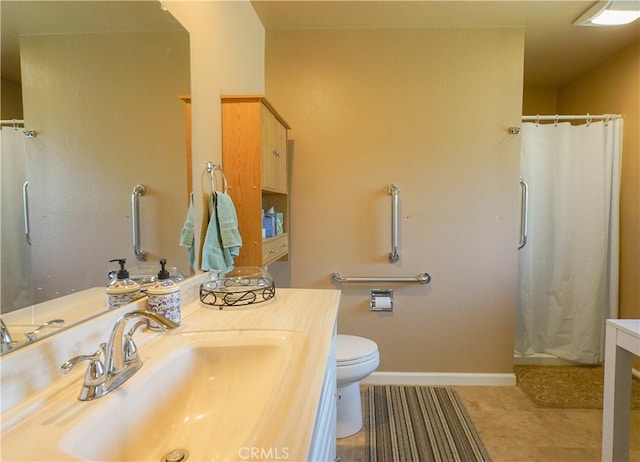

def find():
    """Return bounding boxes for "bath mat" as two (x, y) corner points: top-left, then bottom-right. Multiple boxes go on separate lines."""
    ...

(515, 365), (640, 409)
(365, 385), (492, 462)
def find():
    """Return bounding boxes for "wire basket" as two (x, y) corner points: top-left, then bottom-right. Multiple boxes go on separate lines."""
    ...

(199, 267), (275, 309)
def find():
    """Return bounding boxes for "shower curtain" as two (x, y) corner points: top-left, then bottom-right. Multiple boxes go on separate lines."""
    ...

(515, 118), (622, 364)
(1, 127), (34, 312)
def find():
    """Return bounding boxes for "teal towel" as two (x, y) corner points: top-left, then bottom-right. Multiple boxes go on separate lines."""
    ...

(216, 192), (242, 257)
(179, 194), (195, 269)
(202, 193), (240, 271)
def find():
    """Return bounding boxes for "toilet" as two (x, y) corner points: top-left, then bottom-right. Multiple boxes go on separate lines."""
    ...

(336, 334), (380, 438)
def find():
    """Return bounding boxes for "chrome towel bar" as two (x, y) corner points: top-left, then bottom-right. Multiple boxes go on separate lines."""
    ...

(330, 272), (431, 285)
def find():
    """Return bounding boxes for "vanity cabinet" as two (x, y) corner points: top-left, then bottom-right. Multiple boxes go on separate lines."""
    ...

(308, 325), (338, 461)
(221, 96), (290, 267)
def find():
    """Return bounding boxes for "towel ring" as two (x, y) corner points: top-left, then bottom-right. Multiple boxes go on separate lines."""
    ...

(206, 161), (228, 194)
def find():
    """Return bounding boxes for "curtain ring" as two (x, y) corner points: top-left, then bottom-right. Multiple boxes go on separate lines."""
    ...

(586, 113), (592, 127)
(554, 114), (559, 127)
(535, 114), (540, 127)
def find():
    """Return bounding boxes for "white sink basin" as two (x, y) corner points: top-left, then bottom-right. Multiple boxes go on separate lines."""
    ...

(2, 329), (307, 461)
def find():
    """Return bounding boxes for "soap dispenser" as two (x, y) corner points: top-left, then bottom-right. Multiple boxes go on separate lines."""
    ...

(106, 259), (141, 310)
(147, 258), (181, 329)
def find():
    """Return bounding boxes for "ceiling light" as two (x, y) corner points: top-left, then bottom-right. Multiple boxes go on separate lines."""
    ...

(575, 0), (640, 26)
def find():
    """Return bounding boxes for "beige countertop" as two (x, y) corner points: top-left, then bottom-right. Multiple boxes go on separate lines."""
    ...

(0, 285), (340, 461)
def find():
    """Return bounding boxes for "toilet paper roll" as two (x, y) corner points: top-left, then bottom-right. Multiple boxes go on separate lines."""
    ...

(374, 296), (392, 309)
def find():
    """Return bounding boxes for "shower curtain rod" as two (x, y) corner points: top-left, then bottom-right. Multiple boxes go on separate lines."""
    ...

(522, 114), (621, 122)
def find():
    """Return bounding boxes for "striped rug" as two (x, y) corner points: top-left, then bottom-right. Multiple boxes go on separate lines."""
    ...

(365, 386), (492, 462)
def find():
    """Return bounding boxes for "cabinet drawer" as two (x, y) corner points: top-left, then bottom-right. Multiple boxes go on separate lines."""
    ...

(262, 234), (288, 265)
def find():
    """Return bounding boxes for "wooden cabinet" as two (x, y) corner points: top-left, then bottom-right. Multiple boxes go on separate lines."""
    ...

(261, 233), (289, 265)
(260, 104), (288, 193)
(221, 96), (290, 267)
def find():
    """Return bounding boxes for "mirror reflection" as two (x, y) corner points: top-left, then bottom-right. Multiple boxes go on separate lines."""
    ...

(0, 1), (191, 353)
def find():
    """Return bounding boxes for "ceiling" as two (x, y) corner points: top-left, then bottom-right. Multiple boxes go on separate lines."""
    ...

(251, 0), (640, 88)
(2, 1), (638, 89)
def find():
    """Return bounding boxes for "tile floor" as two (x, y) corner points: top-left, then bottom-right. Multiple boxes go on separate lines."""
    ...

(336, 385), (640, 462)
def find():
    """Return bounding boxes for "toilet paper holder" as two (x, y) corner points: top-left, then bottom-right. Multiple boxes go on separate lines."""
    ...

(370, 289), (393, 312)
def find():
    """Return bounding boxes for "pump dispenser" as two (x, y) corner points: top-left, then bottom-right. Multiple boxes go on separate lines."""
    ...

(147, 258), (181, 329)
(106, 259), (141, 310)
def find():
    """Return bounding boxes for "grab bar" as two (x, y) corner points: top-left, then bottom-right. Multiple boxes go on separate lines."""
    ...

(23, 181), (31, 245)
(518, 178), (529, 250)
(330, 272), (431, 285)
(388, 184), (400, 263)
(131, 184), (147, 261)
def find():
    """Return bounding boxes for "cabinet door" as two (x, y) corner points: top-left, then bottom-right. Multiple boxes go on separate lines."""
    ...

(261, 104), (288, 194)
(260, 104), (277, 191)
(273, 119), (288, 193)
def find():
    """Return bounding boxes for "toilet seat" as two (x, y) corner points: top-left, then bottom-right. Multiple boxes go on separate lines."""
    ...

(337, 335), (379, 367)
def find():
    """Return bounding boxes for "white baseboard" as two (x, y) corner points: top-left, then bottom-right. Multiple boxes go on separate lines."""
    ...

(362, 371), (516, 387)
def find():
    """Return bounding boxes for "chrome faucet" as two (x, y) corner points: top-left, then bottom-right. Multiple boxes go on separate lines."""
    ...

(1, 318), (14, 354)
(25, 319), (65, 343)
(60, 310), (179, 401)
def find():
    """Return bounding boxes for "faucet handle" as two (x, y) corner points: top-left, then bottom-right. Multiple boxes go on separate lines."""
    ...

(60, 346), (106, 387)
(24, 319), (64, 343)
(61, 346), (108, 401)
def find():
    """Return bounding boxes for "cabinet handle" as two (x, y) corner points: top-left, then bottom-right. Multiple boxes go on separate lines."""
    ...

(273, 150), (281, 157)
(270, 249), (276, 254)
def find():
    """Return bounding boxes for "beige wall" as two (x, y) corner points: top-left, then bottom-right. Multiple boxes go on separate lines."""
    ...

(165, 1), (634, 374)
(522, 87), (557, 115)
(265, 28), (524, 373)
(0, 78), (23, 120)
(167, 1), (265, 270)
(557, 40), (640, 320)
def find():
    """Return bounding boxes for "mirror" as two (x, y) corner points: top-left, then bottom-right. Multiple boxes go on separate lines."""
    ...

(0, 1), (191, 353)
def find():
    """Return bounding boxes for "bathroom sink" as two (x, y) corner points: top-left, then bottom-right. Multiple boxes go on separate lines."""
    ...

(1, 329), (307, 461)
(61, 329), (306, 461)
